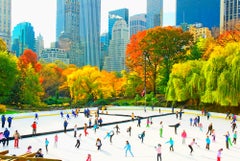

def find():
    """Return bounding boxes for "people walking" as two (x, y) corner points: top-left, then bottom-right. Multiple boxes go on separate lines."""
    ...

(155, 144), (162, 161)
(3, 128), (10, 146)
(124, 140), (134, 157)
(1, 115), (6, 128)
(7, 116), (13, 128)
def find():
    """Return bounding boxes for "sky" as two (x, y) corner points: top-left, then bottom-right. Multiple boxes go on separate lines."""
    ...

(12, 0), (176, 48)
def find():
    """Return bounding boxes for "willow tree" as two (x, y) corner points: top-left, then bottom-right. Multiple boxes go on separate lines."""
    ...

(166, 60), (204, 106)
(201, 42), (240, 106)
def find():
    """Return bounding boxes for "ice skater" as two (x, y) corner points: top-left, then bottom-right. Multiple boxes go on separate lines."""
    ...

(138, 131), (145, 143)
(84, 123), (89, 136)
(159, 121), (163, 138)
(75, 133), (82, 148)
(232, 131), (237, 144)
(104, 130), (114, 143)
(31, 121), (37, 136)
(188, 138), (199, 154)
(169, 122), (180, 135)
(127, 126), (132, 136)
(165, 137), (174, 151)
(45, 138), (49, 153)
(7, 116), (13, 128)
(217, 148), (223, 161)
(86, 154), (92, 161)
(137, 117), (141, 127)
(181, 130), (187, 144)
(124, 140), (134, 157)
(155, 144), (162, 161)
(54, 134), (58, 148)
(96, 138), (102, 150)
(114, 124), (120, 134)
(206, 123), (213, 135)
(63, 120), (68, 133)
(146, 117), (151, 127)
(73, 124), (77, 137)
(13, 130), (21, 148)
(205, 135), (210, 150)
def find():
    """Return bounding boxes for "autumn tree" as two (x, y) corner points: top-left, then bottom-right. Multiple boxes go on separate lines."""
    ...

(0, 38), (7, 51)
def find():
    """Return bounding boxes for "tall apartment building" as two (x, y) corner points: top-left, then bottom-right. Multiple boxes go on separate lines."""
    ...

(176, 0), (221, 30)
(0, 0), (11, 49)
(130, 13), (147, 37)
(79, 0), (101, 68)
(222, 0), (240, 31)
(146, 0), (163, 29)
(11, 22), (35, 57)
(108, 8), (129, 41)
(103, 19), (129, 72)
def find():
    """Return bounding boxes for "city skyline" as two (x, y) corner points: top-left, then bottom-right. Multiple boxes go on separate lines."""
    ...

(12, 0), (175, 48)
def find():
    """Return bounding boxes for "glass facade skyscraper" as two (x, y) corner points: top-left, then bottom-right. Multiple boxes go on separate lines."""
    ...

(11, 22), (35, 57)
(0, 0), (11, 49)
(146, 0), (163, 29)
(176, 0), (221, 29)
(80, 0), (101, 68)
(108, 8), (129, 41)
(56, 0), (65, 41)
(130, 14), (147, 37)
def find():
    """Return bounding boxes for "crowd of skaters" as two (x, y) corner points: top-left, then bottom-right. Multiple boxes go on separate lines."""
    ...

(0, 108), (238, 161)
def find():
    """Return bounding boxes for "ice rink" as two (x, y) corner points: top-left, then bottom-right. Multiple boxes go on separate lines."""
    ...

(0, 106), (239, 161)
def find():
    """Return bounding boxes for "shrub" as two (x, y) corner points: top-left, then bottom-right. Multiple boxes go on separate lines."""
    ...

(0, 104), (7, 113)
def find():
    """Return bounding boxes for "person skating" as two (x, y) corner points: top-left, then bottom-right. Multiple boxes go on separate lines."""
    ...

(104, 130), (114, 143)
(181, 130), (187, 144)
(84, 123), (89, 136)
(75, 133), (82, 148)
(138, 131), (145, 143)
(188, 138), (199, 154)
(231, 121), (237, 133)
(159, 121), (163, 138)
(127, 126), (132, 136)
(13, 130), (21, 148)
(131, 112), (135, 121)
(206, 135), (211, 150)
(45, 138), (49, 153)
(137, 117), (141, 127)
(114, 124), (120, 134)
(155, 144), (162, 161)
(31, 121), (37, 136)
(224, 131), (231, 149)
(54, 134), (58, 148)
(206, 123), (213, 135)
(165, 137), (174, 151)
(86, 154), (92, 161)
(146, 117), (150, 127)
(169, 122), (180, 135)
(63, 120), (68, 133)
(232, 131), (237, 144)
(73, 124), (77, 137)
(217, 148), (223, 161)
(96, 138), (102, 150)
(124, 140), (134, 157)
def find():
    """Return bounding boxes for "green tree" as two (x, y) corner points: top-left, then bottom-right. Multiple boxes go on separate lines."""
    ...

(0, 51), (18, 103)
(0, 38), (7, 51)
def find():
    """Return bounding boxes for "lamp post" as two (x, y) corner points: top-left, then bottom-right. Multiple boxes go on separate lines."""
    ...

(143, 51), (147, 112)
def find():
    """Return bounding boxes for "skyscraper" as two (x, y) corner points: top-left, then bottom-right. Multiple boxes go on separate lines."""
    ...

(146, 0), (163, 29)
(56, 0), (65, 41)
(0, 0), (11, 49)
(103, 19), (129, 72)
(108, 8), (129, 41)
(35, 34), (44, 57)
(11, 22), (35, 57)
(79, 0), (101, 68)
(176, 0), (221, 29)
(222, 0), (240, 31)
(130, 14), (147, 37)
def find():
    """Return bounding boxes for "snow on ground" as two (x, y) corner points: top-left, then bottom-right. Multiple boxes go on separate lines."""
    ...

(0, 107), (239, 161)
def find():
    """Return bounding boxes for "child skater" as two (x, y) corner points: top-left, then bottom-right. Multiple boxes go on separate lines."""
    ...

(206, 135), (211, 150)
(124, 140), (134, 157)
(232, 131), (237, 144)
(188, 138), (199, 154)
(165, 137), (174, 151)
(217, 148), (223, 161)
(155, 144), (162, 161)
